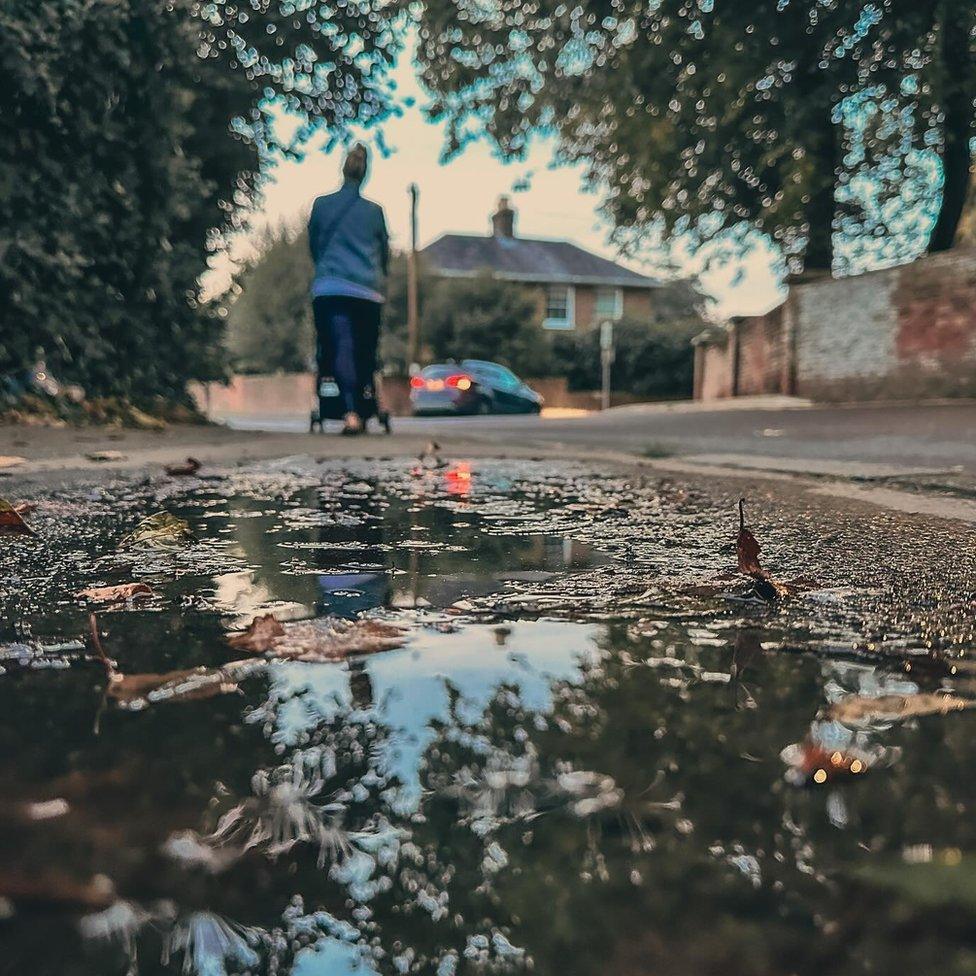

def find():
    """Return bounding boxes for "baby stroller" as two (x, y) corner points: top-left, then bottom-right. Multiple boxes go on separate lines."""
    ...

(309, 367), (392, 434)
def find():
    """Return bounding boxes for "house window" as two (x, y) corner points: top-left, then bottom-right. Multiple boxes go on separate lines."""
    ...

(543, 284), (575, 329)
(595, 286), (623, 322)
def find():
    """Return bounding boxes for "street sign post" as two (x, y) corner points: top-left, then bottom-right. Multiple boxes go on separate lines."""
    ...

(600, 320), (614, 411)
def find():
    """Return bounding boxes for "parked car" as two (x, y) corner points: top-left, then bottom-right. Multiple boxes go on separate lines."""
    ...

(410, 360), (544, 416)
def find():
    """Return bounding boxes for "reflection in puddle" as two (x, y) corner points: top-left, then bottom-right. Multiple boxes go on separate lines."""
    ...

(1, 458), (975, 976)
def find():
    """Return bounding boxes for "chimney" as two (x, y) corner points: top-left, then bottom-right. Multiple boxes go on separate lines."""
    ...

(491, 195), (516, 238)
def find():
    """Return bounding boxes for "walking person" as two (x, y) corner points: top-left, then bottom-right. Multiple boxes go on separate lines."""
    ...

(309, 143), (390, 435)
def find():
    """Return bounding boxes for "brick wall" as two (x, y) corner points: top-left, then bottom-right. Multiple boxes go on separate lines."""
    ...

(695, 248), (976, 402)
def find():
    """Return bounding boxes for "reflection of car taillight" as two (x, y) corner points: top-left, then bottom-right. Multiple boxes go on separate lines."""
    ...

(445, 374), (473, 391)
(410, 376), (425, 389)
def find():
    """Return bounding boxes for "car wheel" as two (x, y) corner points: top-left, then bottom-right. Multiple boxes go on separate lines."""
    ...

(477, 398), (492, 415)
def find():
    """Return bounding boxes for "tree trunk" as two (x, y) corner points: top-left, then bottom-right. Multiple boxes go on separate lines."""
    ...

(928, 1), (975, 253)
(803, 101), (838, 273)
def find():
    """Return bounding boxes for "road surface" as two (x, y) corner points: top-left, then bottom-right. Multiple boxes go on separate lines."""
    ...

(221, 399), (976, 478)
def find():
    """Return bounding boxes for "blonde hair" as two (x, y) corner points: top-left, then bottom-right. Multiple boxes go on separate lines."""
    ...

(342, 143), (368, 183)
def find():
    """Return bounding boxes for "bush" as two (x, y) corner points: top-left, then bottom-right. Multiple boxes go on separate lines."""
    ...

(551, 317), (700, 400)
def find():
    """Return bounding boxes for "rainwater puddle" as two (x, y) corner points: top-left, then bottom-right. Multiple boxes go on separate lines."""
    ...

(2, 457), (976, 976)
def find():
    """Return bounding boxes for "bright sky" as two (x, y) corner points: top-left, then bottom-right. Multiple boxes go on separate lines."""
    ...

(208, 39), (783, 318)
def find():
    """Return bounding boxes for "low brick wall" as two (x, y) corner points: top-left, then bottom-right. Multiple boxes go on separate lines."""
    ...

(694, 248), (976, 402)
(190, 374), (648, 418)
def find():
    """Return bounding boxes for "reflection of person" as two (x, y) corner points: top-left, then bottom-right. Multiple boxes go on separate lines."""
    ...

(309, 143), (389, 435)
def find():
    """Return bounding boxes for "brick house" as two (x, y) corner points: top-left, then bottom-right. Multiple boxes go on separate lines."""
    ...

(421, 196), (658, 331)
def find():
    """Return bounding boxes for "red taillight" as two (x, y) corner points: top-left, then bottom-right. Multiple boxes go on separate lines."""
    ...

(445, 374), (474, 391)
(410, 375), (425, 389)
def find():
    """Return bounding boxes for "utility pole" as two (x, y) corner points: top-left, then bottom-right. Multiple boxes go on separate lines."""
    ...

(407, 183), (420, 372)
(600, 319), (614, 411)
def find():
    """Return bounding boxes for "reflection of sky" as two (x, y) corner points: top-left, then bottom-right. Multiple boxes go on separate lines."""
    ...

(269, 620), (603, 813)
(293, 938), (379, 976)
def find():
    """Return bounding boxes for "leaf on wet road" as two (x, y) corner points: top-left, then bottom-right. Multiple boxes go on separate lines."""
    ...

(781, 740), (874, 785)
(77, 582), (154, 603)
(89, 613), (259, 709)
(736, 499), (789, 601)
(0, 455), (26, 469)
(164, 457), (201, 477)
(226, 613), (285, 652)
(829, 692), (976, 725)
(228, 614), (408, 662)
(119, 511), (194, 548)
(0, 870), (116, 911)
(0, 497), (35, 536)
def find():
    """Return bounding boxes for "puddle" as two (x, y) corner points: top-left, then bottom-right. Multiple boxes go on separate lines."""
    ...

(2, 457), (976, 975)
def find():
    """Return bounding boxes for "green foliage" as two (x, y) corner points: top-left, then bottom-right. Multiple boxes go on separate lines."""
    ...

(416, 0), (975, 272)
(552, 318), (699, 400)
(422, 273), (548, 377)
(226, 226), (314, 374)
(0, 0), (403, 400)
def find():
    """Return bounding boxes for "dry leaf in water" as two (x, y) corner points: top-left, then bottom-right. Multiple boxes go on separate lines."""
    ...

(736, 499), (789, 601)
(226, 613), (285, 652)
(781, 740), (872, 785)
(89, 613), (258, 709)
(829, 692), (976, 725)
(77, 582), (154, 603)
(0, 455), (26, 469)
(120, 511), (194, 548)
(165, 457), (201, 477)
(0, 497), (35, 536)
(228, 614), (407, 662)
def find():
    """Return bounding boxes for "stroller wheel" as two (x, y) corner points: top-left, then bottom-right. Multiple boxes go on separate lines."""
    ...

(309, 409), (321, 433)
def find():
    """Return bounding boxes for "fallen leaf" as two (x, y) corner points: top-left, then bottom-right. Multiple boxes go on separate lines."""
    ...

(0, 497), (35, 536)
(85, 450), (127, 462)
(736, 499), (789, 601)
(13, 501), (36, 516)
(88, 612), (259, 709)
(105, 663), (254, 709)
(781, 740), (873, 784)
(77, 582), (154, 603)
(0, 871), (116, 911)
(829, 693), (976, 725)
(228, 614), (408, 662)
(120, 511), (194, 548)
(736, 499), (763, 575)
(226, 613), (285, 652)
(0, 455), (26, 469)
(165, 456), (201, 477)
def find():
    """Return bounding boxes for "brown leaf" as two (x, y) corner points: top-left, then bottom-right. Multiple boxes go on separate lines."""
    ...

(0, 455), (26, 469)
(0, 870), (116, 911)
(165, 456), (201, 477)
(736, 499), (788, 602)
(228, 614), (408, 662)
(119, 511), (194, 548)
(828, 693), (976, 725)
(105, 665), (247, 708)
(0, 497), (35, 536)
(226, 613), (286, 652)
(88, 613), (259, 709)
(13, 501), (36, 516)
(736, 498), (763, 575)
(77, 582), (154, 603)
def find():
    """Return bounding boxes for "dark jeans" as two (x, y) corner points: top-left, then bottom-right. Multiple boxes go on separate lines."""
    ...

(312, 295), (381, 418)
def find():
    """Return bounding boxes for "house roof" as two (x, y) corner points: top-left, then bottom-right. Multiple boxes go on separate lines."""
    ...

(421, 233), (659, 289)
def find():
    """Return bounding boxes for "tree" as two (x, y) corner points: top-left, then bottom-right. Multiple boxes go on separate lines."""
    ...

(416, 0), (974, 272)
(0, 0), (403, 401)
(226, 226), (314, 374)
(422, 274), (547, 376)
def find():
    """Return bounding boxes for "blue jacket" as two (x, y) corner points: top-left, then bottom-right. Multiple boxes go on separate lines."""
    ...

(308, 181), (389, 302)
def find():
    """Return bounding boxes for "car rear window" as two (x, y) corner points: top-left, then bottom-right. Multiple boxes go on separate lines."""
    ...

(421, 365), (461, 378)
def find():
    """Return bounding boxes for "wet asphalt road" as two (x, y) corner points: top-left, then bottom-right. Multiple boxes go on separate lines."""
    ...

(223, 400), (976, 475)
